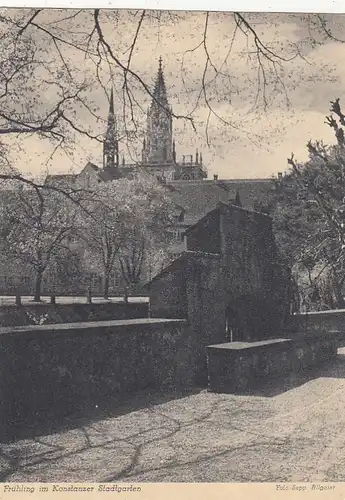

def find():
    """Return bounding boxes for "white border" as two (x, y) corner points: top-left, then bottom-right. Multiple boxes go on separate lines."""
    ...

(2, 0), (345, 13)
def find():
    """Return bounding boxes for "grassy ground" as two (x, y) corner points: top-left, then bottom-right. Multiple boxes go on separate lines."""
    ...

(2, 349), (345, 482)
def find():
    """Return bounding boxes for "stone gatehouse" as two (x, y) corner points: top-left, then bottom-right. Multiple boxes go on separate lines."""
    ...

(147, 201), (291, 382)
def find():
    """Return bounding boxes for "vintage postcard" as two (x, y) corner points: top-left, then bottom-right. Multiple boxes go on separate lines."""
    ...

(1, 5), (345, 493)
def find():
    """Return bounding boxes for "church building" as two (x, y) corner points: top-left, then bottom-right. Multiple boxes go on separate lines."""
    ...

(47, 57), (275, 256)
(99, 56), (207, 183)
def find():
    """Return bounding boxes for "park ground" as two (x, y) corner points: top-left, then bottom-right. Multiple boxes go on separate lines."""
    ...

(2, 349), (345, 482)
(0, 296), (148, 306)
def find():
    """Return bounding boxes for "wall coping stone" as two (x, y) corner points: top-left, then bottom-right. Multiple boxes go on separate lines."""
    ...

(208, 338), (291, 351)
(0, 317), (186, 337)
(208, 331), (342, 352)
(294, 309), (345, 317)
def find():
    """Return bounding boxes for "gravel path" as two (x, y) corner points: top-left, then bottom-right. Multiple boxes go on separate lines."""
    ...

(2, 349), (345, 483)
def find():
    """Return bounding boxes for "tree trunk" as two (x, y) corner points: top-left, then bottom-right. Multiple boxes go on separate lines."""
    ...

(333, 279), (345, 309)
(34, 271), (43, 302)
(104, 274), (110, 300)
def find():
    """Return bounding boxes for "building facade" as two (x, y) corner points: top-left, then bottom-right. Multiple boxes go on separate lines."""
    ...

(47, 58), (275, 253)
(0, 59), (280, 298)
(147, 201), (291, 382)
(38, 58), (277, 295)
(111, 56), (207, 183)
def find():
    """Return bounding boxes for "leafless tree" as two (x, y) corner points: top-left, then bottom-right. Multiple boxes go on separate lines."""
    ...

(0, 8), (340, 189)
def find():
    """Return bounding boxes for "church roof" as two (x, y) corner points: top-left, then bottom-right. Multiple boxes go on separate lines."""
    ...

(98, 167), (118, 182)
(217, 179), (274, 209)
(166, 180), (230, 224)
(166, 178), (274, 224)
(184, 200), (271, 237)
(45, 173), (77, 186)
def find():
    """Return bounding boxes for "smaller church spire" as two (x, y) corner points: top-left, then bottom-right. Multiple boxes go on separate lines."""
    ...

(103, 87), (119, 170)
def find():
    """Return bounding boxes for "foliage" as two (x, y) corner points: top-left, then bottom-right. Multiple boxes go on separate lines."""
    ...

(0, 181), (84, 300)
(83, 172), (175, 297)
(272, 100), (345, 310)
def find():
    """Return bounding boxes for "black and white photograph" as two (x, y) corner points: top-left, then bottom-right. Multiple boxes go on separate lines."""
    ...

(1, 6), (345, 484)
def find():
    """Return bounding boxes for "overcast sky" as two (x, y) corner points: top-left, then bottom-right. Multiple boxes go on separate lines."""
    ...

(8, 10), (345, 180)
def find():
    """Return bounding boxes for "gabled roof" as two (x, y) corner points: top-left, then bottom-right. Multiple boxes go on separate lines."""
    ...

(218, 179), (274, 209)
(165, 178), (275, 224)
(80, 162), (123, 182)
(166, 180), (230, 224)
(44, 173), (77, 186)
(80, 161), (100, 174)
(184, 200), (272, 236)
(143, 250), (220, 289)
(98, 167), (119, 182)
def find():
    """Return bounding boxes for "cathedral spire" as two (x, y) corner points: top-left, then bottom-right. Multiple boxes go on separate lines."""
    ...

(103, 87), (119, 170)
(152, 56), (168, 108)
(142, 57), (173, 165)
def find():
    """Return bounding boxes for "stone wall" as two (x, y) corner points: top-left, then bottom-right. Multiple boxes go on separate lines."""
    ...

(186, 208), (221, 254)
(207, 332), (339, 394)
(184, 252), (224, 383)
(0, 301), (149, 327)
(183, 203), (290, 343)
(148, 203), (291, 383)
(0, 318), (198, 441)
(218, 203), (290, 340)
(219, 205), (275, 296)
(149, 251), (222, 384)
(148, 257), (188, 319)
(289, 309), (345, 344)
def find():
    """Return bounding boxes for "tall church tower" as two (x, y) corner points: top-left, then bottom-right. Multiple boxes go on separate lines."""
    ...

(142, 57), (173, 165)
(103, 87), (119, 170)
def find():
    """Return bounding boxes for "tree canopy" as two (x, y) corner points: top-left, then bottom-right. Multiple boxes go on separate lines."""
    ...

(82, 173), (175, 297)
(273, 99), (345, 310)
(0, 169), (176, 299)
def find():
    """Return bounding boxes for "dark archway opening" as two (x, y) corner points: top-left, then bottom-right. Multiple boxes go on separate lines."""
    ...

(225, 294), (280, 343)
(225, 302), (242, 342)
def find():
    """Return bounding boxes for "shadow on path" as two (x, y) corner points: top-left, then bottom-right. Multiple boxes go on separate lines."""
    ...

(3, 386), (204, 445)
(5, 351), (345, 444)
(232, 350), (345, 398)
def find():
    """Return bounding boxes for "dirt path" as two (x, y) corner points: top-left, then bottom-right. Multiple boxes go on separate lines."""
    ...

(3, 350), (345, 482)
